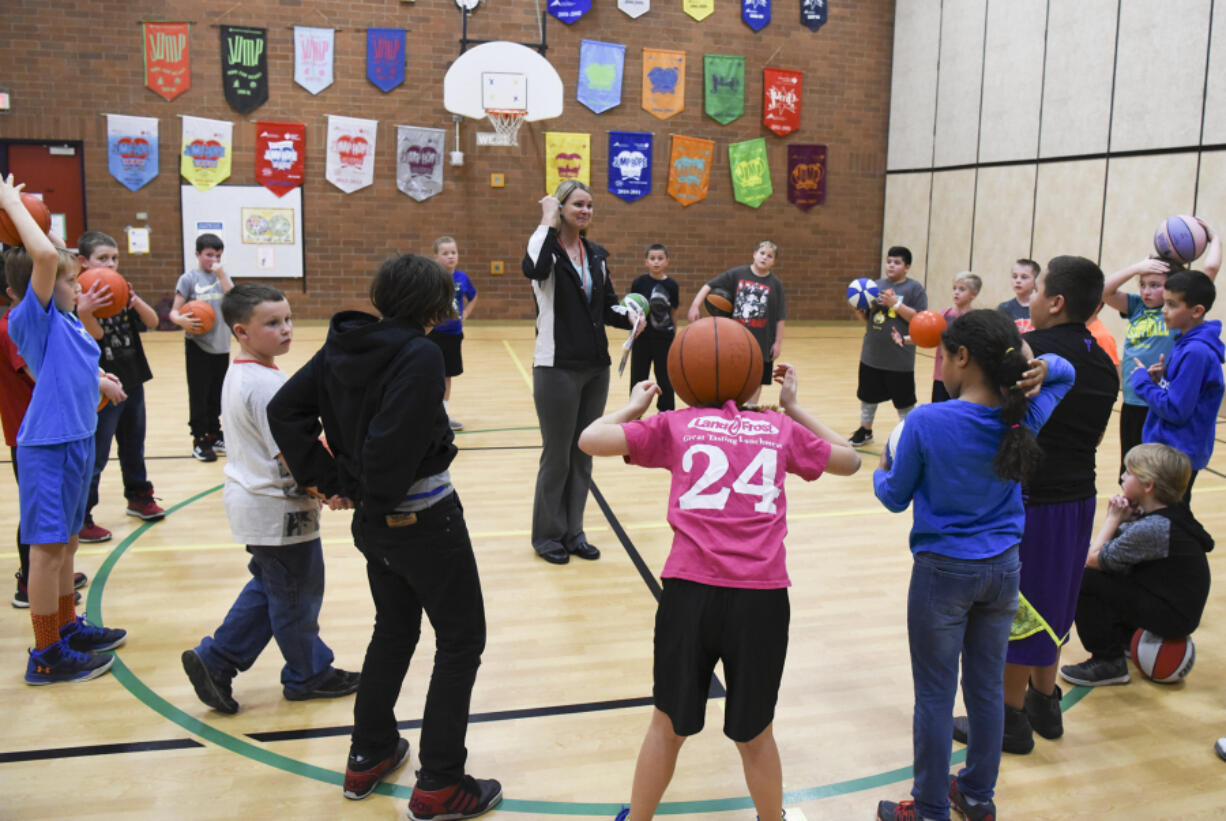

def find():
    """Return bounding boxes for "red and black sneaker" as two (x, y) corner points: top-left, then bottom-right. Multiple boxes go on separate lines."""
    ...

(343, 737), (410, 800)
(126, 491), (167, 521)
(407, 774), (502, 820)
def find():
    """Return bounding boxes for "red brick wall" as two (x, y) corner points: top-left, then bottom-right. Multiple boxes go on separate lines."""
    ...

(3, 0), (893, 320)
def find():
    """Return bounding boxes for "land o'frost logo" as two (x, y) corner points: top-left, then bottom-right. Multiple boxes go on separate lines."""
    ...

(687, 416), (777, 437)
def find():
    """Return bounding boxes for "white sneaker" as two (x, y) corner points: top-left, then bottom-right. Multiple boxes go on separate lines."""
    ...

(449, 417), (464, 431)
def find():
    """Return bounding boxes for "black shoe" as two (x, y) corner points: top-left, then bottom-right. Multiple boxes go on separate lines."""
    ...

(949, 774), (996, 821)
(567, 541), (600, 560)
(848, 426), (874, 446)
(192, 439), (217, 462)
(343, 737), (410, 800)
(953, 706), (1035, 754)
(408, 774), (502, 820)
(1025, 683), (1064, 739)
(537, 545), (569, 564)
(1060, 656), (1131, 687)
(182, 649), (238, 714)
(285, 668), (361, 701)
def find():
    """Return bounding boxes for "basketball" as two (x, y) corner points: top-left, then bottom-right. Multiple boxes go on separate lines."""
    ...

(667, 317), (763, 408)
(77, 268), (131, 319)
(182, 300), (216, 335)
(1130, 629), (1195, 683)
(0, 192), (53, 247)
(846, 277), (880, 312)
(909, 310), (947, 348)
(622, 292), (648, 316)
(1153, 215), (1209, 265)
(704, 287), (734, 317)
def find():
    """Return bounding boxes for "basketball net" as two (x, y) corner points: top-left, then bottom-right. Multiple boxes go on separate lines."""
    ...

(480, 108), (525, 147)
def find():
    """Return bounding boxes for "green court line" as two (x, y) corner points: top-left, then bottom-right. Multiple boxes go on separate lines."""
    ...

(89, 484), (1092, 814)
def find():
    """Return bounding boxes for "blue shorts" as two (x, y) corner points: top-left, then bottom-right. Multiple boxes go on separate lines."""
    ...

(18, 438), (93, 544)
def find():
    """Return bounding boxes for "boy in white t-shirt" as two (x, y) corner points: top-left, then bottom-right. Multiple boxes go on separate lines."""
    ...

(181, 283), (358, 714)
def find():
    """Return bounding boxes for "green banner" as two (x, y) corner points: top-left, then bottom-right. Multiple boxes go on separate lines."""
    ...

(728, 137), (771, 207)
(704, 54), (744, 125)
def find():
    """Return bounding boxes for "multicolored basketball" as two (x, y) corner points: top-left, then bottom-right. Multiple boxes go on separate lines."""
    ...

(0, 192), (52, 247)
(909, 310), (948, 348)
(704, 287), (734, 318)
(622, 292), (649, 316)
(1153, 215), (1209, 265)
(846, 277), (880, 312)
(182, 300), (217, 335)
(1130, 629), (1195, 683)
(77, 268), (130, 319)
(667, 317), (763, 408)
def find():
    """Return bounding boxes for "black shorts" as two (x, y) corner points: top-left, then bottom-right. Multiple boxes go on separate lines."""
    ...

(427, 330), (464, 377)
(857, 362), (916, 409)
(931, 379), (951, 403)
(653, 578), (789, 742)
(760, 358), (774, 386)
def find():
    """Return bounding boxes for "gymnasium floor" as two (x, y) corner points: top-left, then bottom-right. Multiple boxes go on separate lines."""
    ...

(2, 321), (1224, 819)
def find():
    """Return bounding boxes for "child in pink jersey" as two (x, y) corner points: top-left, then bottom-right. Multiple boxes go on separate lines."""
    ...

(579, 366), (860, 821)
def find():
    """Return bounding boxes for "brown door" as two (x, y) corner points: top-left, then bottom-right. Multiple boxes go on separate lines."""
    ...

(2, 141), (87, 248)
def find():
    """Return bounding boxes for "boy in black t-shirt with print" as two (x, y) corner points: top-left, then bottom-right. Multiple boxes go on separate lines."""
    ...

(629, 244), (680, 411)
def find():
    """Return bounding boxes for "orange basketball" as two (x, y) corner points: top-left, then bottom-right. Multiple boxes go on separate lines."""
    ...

(667, 317), (764, 408)
(77, 268), (131, 319)
(182, 300), (216, 334)
(909, 310), (947, 349)
(0, 192), (52, 246)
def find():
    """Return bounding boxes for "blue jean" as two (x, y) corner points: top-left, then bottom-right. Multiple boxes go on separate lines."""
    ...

(908, 546), (1020, 821)
(195, 539), (335, 697)
(87, 381), (153, 515)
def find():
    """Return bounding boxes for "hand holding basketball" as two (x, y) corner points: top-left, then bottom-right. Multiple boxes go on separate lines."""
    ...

(629, 380), (661, 413)
(99, 372), (126, 407)
(180, 300), (216, 335)
(0, 175), (53, 247)
(77, 279), (115, 315)
(1016, 349), (1047, 397)
(908, 310), (947, 348)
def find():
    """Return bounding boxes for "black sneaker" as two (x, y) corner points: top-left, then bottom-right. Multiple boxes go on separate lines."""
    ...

(953, 705), (1034, 754)
(193, 439), (217, 462)
(1024, 683), (1063, 739)
(949, 775), (996, 821)
(1216, 738), (1226, 762)
(285, 668), (361, 701)
(875, 799), (920, 821)
(13, 572), (82, 608)
(1060, 656), (1130, 687)
(60, 614), (127, 652)
(343, 737), (411, 800)
(849, 426), (874, 445)
(208, 433), (226, 456)
(182, 649), (239, 714)
(26, 640), (114, 685)
(408, 774), (503, 820)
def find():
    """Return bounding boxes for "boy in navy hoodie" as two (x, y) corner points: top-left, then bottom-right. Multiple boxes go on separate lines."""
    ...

(1130, 270), (1225, 502)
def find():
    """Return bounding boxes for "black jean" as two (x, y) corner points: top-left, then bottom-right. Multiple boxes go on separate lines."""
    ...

(1074, 567), (1199, 657)
(629, 333), (675, 411)
(349, 492), (486, 784)
(184, 341), (228, 440)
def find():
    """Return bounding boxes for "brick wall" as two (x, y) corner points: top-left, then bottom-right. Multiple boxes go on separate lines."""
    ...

(3, 0), (893, 320)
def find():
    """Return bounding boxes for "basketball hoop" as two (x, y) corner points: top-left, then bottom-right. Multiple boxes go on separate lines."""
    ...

(480, 108), (526, 146)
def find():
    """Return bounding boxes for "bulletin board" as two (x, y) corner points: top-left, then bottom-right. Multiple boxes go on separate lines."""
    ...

(180, 185), (305, 280)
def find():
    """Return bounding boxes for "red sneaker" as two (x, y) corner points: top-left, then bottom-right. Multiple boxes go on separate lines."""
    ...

(342, 738), (410, 800)
(126, 492), (167, 521)
(78, 521), (112, 543)
(408, 775), (502, 820)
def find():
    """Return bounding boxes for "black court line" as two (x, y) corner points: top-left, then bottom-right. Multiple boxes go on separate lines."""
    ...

(0, 738), (204, 763)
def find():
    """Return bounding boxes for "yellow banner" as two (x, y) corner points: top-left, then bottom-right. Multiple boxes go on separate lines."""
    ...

(180, 115), (233, 192)
(544, 132), (591, 194)
(683, 0), (714, 20)
(642, 48), (685, 120)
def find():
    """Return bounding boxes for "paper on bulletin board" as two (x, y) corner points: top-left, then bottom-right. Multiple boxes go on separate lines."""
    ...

(241, 207), (294, 244)
(50, 214), (67, 242)
(257, 247), (275, 270)
(127, 226), (151, 254)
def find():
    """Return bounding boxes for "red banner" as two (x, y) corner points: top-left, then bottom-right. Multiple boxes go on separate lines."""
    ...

(763, 68), (802, 136)
(144, 22), (191, 101)
(255, 122), (306, 198)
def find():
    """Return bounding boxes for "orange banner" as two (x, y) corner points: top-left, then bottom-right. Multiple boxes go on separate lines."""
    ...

(642, 48), (686, 120)
(667, 134), (714, 206)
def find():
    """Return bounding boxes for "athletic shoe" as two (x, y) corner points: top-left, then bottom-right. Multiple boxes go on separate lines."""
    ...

(343, 737), (411, 800)
(408, 775), (503, 820)
(193, 439), (217, 462)
(449, 417), (464, 431)
(614, 808), (629, 821)
(1024, 683), (1063, 739)
(284, 668), (361, 701)
(181, 649), (239, 714)
(78, 520), (112, 543)
(25, 640), (114, 685)
(952, 704), (1034, 754)
(848, 426), (874, 446)
(60, 613), (127, 653)
(12, 572), (82, 608)
(1060, 656), (1131, 687)
(208, 434), (226, 455)
(74, 571), (88, 590)
(949, 775), (996, 821)
(1215, 738), (1226, 762)
(875, 799), (920, 821)
(125, 491), (167, 521)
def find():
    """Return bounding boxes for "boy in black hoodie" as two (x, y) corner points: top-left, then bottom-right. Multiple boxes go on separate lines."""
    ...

(268, 254), (501, 820)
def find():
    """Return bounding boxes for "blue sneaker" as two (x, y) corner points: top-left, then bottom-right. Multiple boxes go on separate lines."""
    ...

(60, 614), (127, 653)
(26, 640), (114, 685)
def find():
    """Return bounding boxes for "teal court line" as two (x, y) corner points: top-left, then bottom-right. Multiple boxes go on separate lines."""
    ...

(88, 485), (1092, 815)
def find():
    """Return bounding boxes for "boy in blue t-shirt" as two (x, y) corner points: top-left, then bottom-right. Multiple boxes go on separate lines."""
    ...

(1, 174), (127, 685)
(427, 236), (477, 431)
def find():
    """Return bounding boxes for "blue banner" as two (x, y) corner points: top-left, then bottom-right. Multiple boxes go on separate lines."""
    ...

(367, 28), (405, 92)
(742, 0), (771, 31)
(801, 0), (827, 31)
(549, 0), (592, 24)
(107, 114), (159, 192)
(608, 131), (652, 203)
(577, 40), (625, 114)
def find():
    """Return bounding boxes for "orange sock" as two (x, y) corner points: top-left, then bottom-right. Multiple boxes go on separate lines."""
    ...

(32, 613), (60, 651)
(58, 594), (76, 630)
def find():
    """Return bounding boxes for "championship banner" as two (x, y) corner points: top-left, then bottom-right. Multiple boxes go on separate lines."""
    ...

(704, 54), (745, 124)
(577, 40), (625, 114)
(550, 0), (592, 24)
(107, 114), (159, 192)
(787, 143), (826, 210)
(763, 67), (802, 136)
(396, 125), (446, 202)
(545, 132), (591, 194)
(143, 22), (190, 101)
(642, 49), (686, 120)
(684, 0), (715, 21)
(742, 0), (771, 31)
(180, 115), (232, 192)
(255, 121), (306, 198)
(221, 26), (268, 114)
(667, 134), (714, 207)
(325, 115), (377, 193)
(608, 131), (652, 203)
(367, 28), (406, 92)
(294, 26), (334, 95)
(801, 0), (828, 31)
(619, 0), (650, 18)
(729, 138), (772, 208)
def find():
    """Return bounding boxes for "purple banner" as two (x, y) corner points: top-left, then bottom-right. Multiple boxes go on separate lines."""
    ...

(549, 0), (593, 24)
(367, 28), (405, 92)
(608, 131), (652, 203)
(742, 0), (771, 31)
(788, 144), (826, 210)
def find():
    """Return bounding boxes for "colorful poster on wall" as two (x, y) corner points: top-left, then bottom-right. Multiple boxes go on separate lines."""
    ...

(577, 40), (625, 114)
(642, 49), (686, 120)
(667, 135), (714, 206)
(325, 115), (377, 193)
(294, 26), (334, 94)
(619, 0), (650, 18)
(704, 54), (744, 124)
(684, 0), (715, 20)
(367, 28), (406, 92)
(396, 125), (446, 202)
(545, 132), (591, 194)
(742, 0), (771, 31)
(550, 0), (592, 24)
(729, 138), (772, 207)
(180, 115), (232, 192)
(107, 114), (159, 192)
(788, 143), (826, 210)
(143, 22), (190, 101)
(608, 131), (652, 203)
(221, 26), (268, 114)
(241, 208), (295, 244)
(801, 0), (827, 31)
(255, 121), (305, 198)
(763, 67), (802, 136)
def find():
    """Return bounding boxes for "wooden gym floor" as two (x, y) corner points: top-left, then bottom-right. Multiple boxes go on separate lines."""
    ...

(2, 321), (1224, 820)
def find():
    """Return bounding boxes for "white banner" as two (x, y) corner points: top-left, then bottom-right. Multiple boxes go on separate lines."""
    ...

(325, 115), (377, 193)
(294, 26), (334, 95)
(619, 0), (650, 17)
(396, 125), (446, 202)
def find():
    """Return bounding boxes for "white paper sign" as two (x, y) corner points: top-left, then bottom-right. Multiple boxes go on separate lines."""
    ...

(126, 226), (151, 254)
